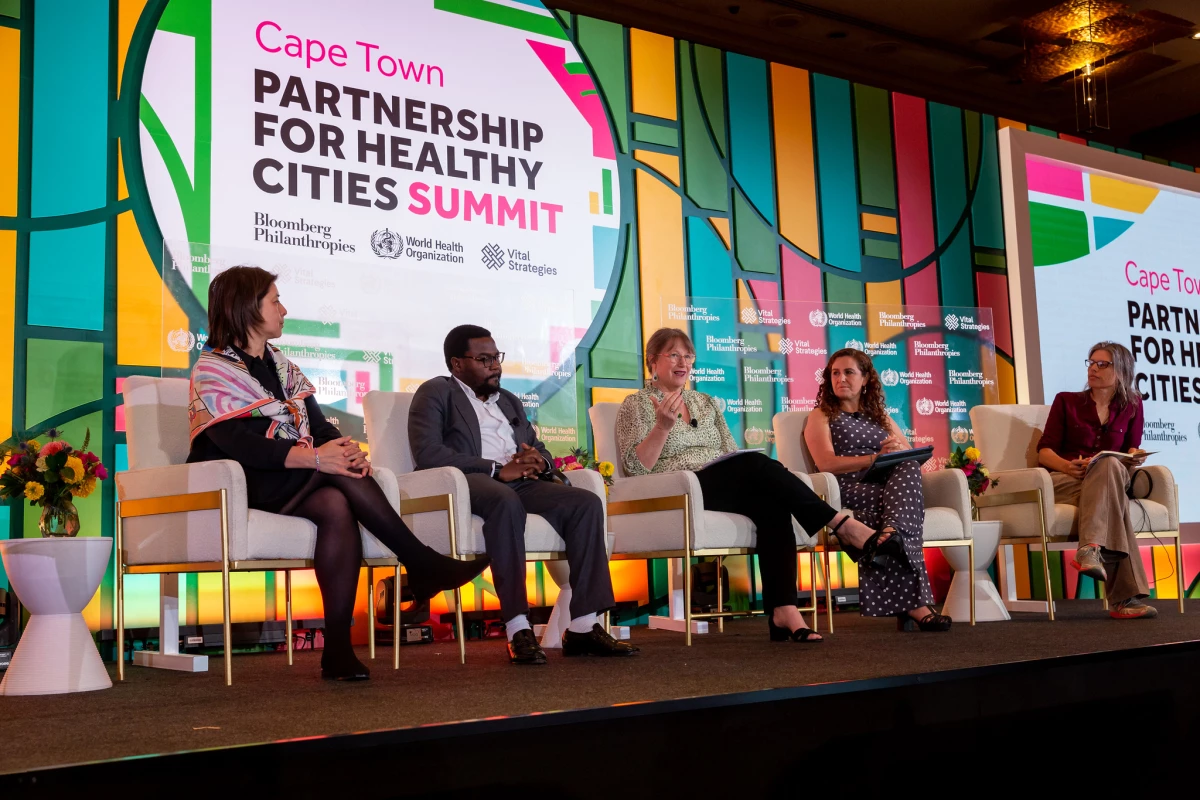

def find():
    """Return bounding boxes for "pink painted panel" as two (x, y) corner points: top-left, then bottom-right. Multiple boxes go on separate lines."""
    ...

(893, 93), (935, 269)
(1025, 156), (1084, 200)
(975, 272), (1013, 356)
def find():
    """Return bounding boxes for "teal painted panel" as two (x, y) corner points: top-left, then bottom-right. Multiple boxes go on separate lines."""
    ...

(1117, 148), (1142, 159)
(0, 506), (8, 591)
(593, 225), (619, 290)
(812, 74), (860, 273)
(1028, 126), (1057, 137)
(929, 103), (973, 306)
(686, 218), (741, 440)
(725, 53), (775, 226)
(1171, 161), (1195, 171)
(31, 0), (109, 217)
(1088, 141), (1116, 152)
(971, 115), (1004, 250)
(590, 230), (641, 380)
(28, 223), (106, 330)
(1094, 217), (1133, 250)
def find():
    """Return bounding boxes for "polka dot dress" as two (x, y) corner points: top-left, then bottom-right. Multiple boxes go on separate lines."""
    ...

(829, 412), (934, 616)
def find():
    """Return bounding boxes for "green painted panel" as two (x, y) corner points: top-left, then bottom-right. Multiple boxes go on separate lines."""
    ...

(693, 44), (726, 156)
(853, 84), (896, 210)
(970, 115), (1004, 250)
(577, 16), (628, 154)
(1170, 161), (1194, 171)
(1144, 155), (1168, 166)
(0, 0), (19, 18)
(25, 339), (103, 427)
(733, 191), (777, 275)
(974, 252), (1005, 268)
(680, 42), (728, 212)
(1028, 126), (1057, 137)
(824, 272), (864, 304)
(22, 412), (103, 539)
(633, 122), (678, 147)
(1029, 202), (1089, 266)
(591, 229), (641, 380)
(1117, 148), (1142, 159)
(554, 8), (570, 27)
(862, 238), (899, 259)
(1088, 141), (1116, 152)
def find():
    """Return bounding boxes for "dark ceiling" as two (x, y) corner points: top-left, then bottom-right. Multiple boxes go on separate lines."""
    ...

(548, 0), (1200, 164)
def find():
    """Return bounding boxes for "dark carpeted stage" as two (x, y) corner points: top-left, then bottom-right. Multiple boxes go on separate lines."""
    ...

(4, 601), (1200, 796)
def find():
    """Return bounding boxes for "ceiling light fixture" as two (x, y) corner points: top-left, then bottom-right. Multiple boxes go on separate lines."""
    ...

(1192, 31), (1200, 39)
(1072, 4), (1110, 132)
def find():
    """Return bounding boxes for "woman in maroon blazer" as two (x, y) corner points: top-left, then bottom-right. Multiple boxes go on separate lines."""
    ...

(1036, 341), (1153, 619)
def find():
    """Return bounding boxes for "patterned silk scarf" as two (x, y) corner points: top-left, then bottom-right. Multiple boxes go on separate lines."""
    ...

(188, 345), (316, 446)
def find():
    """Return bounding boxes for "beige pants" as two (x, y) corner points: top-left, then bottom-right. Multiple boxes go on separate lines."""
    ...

(1051, 457), (1149, 605)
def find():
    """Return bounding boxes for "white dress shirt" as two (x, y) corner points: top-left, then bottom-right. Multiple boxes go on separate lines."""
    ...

(453, 376), (518, 471)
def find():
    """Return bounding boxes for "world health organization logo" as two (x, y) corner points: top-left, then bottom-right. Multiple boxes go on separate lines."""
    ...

(713, 396), (727, 413)
(167, 329), (196, 353)
(745, 426), (766, 446)
(880, 368), (900, 387)
(951, 426), (970, 444)
(481, 243), (504, 270)
(370, 228), (403, 259)
(808, 310), (828, 327)
(943, 313), (960, 331)
(915, 398), (935, 416)
(844, 339), (863, 352)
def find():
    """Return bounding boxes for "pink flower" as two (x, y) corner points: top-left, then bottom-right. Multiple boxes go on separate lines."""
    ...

(80, 452), (99, 466)
(7, 455), (20, 467)
(39, 441), (67, 457)
(962, 464), (976, 476)
(95, 464), (109, 480)
(562, 455), (577, 465)
(553, 457), (564, 469)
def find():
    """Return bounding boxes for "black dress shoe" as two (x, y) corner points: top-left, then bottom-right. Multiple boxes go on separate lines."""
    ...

(321, 654), (371, 681)
(508, 628), (547, 665)
(562, 623), (640, 657)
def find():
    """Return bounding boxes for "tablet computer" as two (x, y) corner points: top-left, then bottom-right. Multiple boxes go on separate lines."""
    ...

(860, 445), (934, 484)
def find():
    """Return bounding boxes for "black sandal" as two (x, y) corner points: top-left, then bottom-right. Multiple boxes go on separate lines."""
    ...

(897, 609), (952, 632)
(826, 514), (862, 561)
(767, 618), (824, 643)
(861, 528), (905, 566)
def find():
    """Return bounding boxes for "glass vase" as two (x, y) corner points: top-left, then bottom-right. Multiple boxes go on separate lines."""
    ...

(38, 499), (81, 537)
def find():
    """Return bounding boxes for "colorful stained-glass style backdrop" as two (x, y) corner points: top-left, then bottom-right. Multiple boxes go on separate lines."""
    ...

(1, 0), (1198, 637)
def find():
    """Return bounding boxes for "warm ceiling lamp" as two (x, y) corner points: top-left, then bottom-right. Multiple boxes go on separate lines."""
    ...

(1072, 3), (1110, 132)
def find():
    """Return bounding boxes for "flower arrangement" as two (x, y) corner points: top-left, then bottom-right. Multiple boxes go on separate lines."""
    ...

(947, 445), (997, 503)
(554, 447), (615, 487)
(0, 429), (109, 537)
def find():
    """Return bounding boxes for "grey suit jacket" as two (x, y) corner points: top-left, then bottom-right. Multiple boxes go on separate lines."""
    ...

(408, 375), (553, 475)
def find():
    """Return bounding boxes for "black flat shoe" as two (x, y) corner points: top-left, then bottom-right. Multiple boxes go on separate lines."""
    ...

(767, 618), (823, 643)
(898, 609), (952, 632)
(562, 623), (640, 657)
(408, 554), (491, 602)
(508, 628), (548, 665)
(321, 654), (371, 681)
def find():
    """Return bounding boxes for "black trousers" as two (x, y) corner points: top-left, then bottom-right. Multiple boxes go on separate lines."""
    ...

(465, 474), (614, 622)
(696, 452), (838, 614)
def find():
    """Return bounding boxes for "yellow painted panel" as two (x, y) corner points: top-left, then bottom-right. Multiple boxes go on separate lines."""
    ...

(0, 28), (18, 218)
(996, 352), (1017, 404)
(117, 211), (190, 367)
(1090, 174), (1158, 214)
(708, 217), (730, 249)
(589, 191), (599, 215)
(636, 171), (685, 368)
(117, 0), (147, 94)
(592, 386), (637, 406)
(767, 333), (781, 352)
(998, 118), (1026, 131)
(633, 149), (680, 186)
(630, 29), (677, 120)
(1013, 543), (1031, 598)
(0, 230), (13, 442)
(860, 212), (897, 235)
(1153, 545), (1178, 599)
(865, 281), (902, 344)
(117, 140), (129, 201)
(771, 63), (820, 258)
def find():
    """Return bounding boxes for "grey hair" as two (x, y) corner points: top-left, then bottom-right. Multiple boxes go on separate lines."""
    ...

(1085, 341), (1140, 408)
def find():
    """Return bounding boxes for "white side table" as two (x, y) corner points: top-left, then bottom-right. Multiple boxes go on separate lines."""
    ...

(942, 520), (1010, 622)
(0, 537), (113, 695)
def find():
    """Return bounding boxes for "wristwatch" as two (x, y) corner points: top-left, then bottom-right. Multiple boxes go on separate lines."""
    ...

(490, 461), (501, 478)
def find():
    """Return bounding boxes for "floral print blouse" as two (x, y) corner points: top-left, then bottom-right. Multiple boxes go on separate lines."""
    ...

(615, 386), (737, 476)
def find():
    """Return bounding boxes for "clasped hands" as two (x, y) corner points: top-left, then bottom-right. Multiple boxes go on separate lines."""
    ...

(878, 433), (908, 456)
(315, 436), (372, 477)
(496, 443), (547, 482)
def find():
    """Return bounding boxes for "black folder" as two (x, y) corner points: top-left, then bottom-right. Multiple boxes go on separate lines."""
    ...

(860, 445), (934, 484)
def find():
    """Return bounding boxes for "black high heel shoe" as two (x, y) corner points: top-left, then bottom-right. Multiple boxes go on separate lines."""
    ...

(408, 554), (492, 602)
(826, 514), (862, 561)
(897, 608), (952, 632)
(767, 617), (823, 643)
(861, 528), (905, 565)
(321, 651), (371, 681)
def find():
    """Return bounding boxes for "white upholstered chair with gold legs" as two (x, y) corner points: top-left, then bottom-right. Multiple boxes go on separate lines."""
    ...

(970, 404), (1183, 619)
(362, 390), (611, 659)
(772, 410), (976, 626)
(116, 376), (427, 685)
(589, 402), (839, 643)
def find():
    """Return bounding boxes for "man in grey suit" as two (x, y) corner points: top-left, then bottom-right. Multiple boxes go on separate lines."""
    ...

(408, 325), (638, 664)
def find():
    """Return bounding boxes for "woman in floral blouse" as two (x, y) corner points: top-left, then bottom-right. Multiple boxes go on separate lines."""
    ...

(616, 327), (884, 643)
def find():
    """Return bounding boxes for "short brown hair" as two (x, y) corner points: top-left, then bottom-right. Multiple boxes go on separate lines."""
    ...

(206, 266), (278, 350)
(644, 327), (694, 372)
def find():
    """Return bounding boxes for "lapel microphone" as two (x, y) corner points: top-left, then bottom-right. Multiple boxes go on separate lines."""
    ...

(690, 419), (698, 428)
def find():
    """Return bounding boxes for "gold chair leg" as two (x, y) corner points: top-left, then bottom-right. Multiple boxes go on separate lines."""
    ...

(116, 509), (125, 681)
(968, 539), (976, 626)
(683, 496), (694, 646)
(715, 556), (724, 633)
(394, 564), (401, 670)
(367, 566), (375, 660)
(1177, 537), (1186, 614)
(454, 587), (466, 665)
(285, 570), (293, 666)
(809, 552), (819, 631)
(219, 490), (232, 686)
(1036, 491), (1054, 621)
(824, 550), (834, 634)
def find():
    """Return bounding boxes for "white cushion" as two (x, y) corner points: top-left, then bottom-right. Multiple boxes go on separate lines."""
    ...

(923, 507), (968, 542)
(456, 513), (565, 556)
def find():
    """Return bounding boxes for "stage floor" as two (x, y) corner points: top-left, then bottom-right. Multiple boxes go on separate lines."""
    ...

(3, 599), (1198, 775)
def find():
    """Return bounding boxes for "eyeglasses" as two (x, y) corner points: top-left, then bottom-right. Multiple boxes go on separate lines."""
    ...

(468, 352), (505, 367)
(1084, 359), (1113, 370)
(658, 352), (696, 364)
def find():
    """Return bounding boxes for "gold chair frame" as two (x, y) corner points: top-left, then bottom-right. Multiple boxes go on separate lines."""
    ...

(115, 490), (458, 685)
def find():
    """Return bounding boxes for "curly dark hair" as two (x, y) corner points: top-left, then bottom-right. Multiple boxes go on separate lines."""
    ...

(815, 348), (890, 429)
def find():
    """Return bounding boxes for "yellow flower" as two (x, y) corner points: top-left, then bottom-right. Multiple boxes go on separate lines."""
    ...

(70, 476), (97, 499)
(964, 447), (981, 463)
(24, 481), (44, 501)
(61, 456), (85, 485)
(598, 461), (615, 478)
(979, 467), (990, 478)
(0, 461), (8, 477)
(24, 440), (39, 452)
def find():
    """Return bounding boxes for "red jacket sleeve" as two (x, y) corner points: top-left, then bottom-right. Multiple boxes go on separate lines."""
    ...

(1036, 393), (1067, 454)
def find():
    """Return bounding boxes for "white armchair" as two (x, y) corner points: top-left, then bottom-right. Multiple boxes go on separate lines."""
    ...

(116, 376), (411, 685)
(362, 390), (610, 657)
(970, 404), (1183, 617)
(589, 402), (837, 642)
(773, 410), (975, 625)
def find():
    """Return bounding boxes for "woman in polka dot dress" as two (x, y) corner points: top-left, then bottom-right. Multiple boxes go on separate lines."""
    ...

(803, 348), (950, 632)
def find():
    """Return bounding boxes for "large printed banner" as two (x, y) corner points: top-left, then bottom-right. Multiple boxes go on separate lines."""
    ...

(1026, 154), (1200, 520)
(143, 0), (615, 447)
(662, 297), (1000, 464)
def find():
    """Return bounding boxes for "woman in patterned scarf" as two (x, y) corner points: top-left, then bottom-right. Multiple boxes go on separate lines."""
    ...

(188, 266), (488, 680)
(615, 327), (882, 643)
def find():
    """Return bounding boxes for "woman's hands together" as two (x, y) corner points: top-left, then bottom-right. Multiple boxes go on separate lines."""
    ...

(879, 433), (908, 454)
(316, 436), (372, 477)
